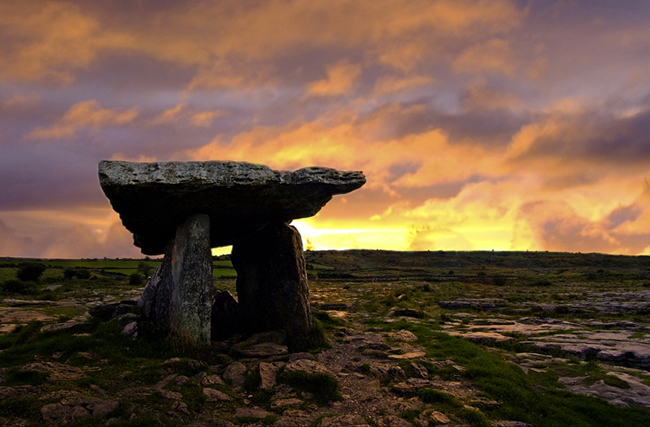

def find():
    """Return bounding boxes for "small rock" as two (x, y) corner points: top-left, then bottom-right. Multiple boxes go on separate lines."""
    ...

(234, 407), (272, 419)
(90, 384), (109, 398)
(392, 378), (433, 394)
(155, 374), (177, 390)
(259, 362), (283, 390)
(174, 375), (189, 387)
(383, 415), (413, 427)
(426, 411), (451, 424)
(387, 366), (407, 382)
(387, 351), (426, 360)
(200, 375), (225, 387)
(223, 362), (247, 389)
(188, 359), (204, 371)
(159, 390), (183, 400)
(203, 388), (234, 402)
(273, 384), (297, 399)
(172, 401), (189, 414)
(121, 321), (138, 338)
(271, 398), (303, 409)
(411, 363), (428, 379)
(388, 330), (418, 342)
(314, 414), (370, 427)
(165, 411), (182, 420)
(392, 308), (424, 318)
(284, 359), (335, 379)
(288, 352), (316, 362)
(41, 321), (87, 332)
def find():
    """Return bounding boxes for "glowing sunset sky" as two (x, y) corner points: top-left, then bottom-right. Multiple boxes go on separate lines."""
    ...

(2, 0), (650, 258)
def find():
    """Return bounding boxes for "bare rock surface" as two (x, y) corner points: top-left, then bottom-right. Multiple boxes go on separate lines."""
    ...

(21, 362), (85, 381)
(98, 160), (365, 254)
(40, 391), (118, 423)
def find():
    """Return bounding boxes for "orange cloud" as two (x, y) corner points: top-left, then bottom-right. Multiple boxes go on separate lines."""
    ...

(28, 100), (138, 139)
(454, 38), (519, 76)
(150, 103), (227, 127)
(307, 62), (362, 96)
(0, 1), (134, 82)
(374, 75), (432, 95)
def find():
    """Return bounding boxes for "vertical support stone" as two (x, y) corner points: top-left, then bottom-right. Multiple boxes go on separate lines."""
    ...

(170, 213), (213, 345)
(139, 238), (174, 329)
(231, 222), (312, 340)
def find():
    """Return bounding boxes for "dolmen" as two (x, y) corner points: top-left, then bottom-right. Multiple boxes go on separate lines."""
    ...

(98, 160), (365, 346)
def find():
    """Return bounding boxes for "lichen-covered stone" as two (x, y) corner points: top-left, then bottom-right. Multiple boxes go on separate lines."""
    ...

(98, 160), (365, 255)
(170, 213), (212, 345)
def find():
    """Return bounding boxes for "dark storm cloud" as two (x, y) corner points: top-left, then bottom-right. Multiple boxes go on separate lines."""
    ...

(513, 107), (650, 168)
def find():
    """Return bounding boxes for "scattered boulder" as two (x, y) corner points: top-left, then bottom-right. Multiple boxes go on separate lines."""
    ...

(388, 330), (418, 342)
(88, 301), (136, 321)
(222, 362), (247, 390)
(259, 362), (284, 389)
(271, 398), (303, 409)
(121, 321), (138, 339)
(200, 375), (225, 387)
(202, 388), (234, 402)
(283, 358), (336, 379)
(234, 407), (272, 419)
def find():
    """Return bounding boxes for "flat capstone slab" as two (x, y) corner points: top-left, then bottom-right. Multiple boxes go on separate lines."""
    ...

(98, 161), (366, 255)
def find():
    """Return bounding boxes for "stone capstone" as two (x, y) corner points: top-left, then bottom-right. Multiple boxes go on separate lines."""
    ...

(98, 161), (365, 255)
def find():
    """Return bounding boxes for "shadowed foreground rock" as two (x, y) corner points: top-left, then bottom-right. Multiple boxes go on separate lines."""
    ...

(98, 160), (365, 345)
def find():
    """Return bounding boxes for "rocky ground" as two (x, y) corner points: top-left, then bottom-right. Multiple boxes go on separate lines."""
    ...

(2, 251), (650, 426)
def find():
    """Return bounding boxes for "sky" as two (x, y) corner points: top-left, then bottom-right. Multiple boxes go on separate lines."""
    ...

(2, 0), (650, 258)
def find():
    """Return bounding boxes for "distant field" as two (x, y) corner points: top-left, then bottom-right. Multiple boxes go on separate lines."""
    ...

(0, 257), (237, 281)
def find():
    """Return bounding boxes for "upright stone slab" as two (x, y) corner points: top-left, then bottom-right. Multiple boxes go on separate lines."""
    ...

(170, 214), (213, 345)
(139, 241), (174, 328)
(232, 222), (311, 339)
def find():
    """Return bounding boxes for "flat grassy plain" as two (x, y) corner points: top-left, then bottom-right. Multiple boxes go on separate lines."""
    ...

(1, 250), (650, 426)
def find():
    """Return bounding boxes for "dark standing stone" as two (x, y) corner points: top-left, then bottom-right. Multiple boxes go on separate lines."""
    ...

(232, 222), (311, 339)
(170, 214), (213, 345)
